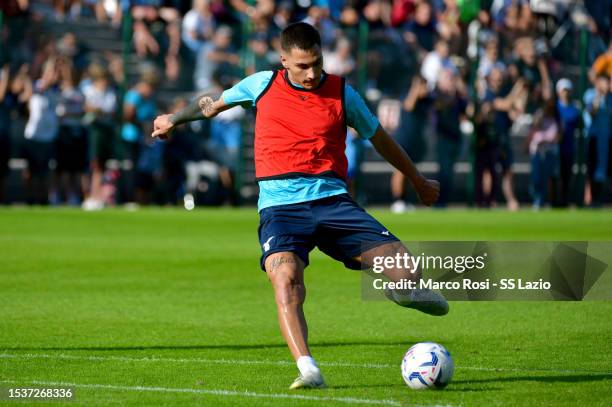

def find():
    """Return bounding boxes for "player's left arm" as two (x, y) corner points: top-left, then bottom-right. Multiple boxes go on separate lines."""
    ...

(345, 83), (439, 206)
(369, 126), (439, 206)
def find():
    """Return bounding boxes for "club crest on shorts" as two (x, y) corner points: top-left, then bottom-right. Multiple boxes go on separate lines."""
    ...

(263, 236), (275, 252)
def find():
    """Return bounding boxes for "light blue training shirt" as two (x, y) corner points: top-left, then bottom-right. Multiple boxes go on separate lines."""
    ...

(221, 71), (380, 211)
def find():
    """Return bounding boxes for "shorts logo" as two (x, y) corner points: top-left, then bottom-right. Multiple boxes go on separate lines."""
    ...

(381, 230), (390, 236)
(263, 236), (275, 252)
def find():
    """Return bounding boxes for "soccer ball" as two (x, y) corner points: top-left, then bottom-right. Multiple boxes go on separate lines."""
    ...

(401, 342), (454, 389)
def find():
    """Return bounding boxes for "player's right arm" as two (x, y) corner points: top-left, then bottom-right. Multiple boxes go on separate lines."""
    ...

(152, 71), (274, 140)
(152, 93), (231, 139)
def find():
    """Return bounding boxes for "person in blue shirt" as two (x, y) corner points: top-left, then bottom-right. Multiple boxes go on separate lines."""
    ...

(151, 23), (447, 390)
(121, 67), (160, 203)
(583, 74), (611, 206)
(555, 79), (580, 207)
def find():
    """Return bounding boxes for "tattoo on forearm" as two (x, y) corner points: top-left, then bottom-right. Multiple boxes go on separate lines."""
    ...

(198, 96), (214, 117)
(170, 94), (217, 126)
(270, 256), (296, 272)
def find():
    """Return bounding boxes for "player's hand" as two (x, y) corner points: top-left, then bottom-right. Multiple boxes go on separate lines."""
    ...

(414, 177), (440, 206)
(152, 114), (174, 140)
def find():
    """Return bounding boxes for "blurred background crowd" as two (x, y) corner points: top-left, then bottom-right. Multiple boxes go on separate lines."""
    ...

(0, 0), (611, 210)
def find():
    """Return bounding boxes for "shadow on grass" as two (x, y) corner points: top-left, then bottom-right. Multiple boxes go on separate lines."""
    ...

(1, 339), (418, 352)
(435, 386), (503, 392)
(330, 383), (405, 390)
(453, 374), (612, 384)
(331, 383), (501, 392)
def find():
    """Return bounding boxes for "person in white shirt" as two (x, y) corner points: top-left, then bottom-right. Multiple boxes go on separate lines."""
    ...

(182, 0), (216, 55)
(23, 59), (60, 204)
(81, 63), (117, 210)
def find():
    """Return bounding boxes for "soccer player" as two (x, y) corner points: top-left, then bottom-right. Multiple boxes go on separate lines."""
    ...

(152, 22), (448, 390)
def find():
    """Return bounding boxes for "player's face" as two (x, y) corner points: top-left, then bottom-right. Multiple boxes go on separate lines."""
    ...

(281, 46), (323, 90)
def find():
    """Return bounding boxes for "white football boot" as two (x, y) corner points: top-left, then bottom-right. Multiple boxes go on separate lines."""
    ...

(385, 287), (449, 316)
(289, 371), (327, 390)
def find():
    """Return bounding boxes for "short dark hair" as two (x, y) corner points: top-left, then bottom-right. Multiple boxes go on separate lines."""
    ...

(280, 22), (321, 52)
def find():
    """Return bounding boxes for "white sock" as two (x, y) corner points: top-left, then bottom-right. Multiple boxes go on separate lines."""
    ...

(297, 356), (320, 378)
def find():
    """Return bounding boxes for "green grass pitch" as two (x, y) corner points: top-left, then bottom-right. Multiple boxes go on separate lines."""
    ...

(1, 208), (611, 406)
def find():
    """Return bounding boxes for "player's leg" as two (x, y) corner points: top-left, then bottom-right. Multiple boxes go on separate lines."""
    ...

(313, 194), (447, 316)
(265, 251), (310, 360)
(359, 241), (448, 316)
(258, 202), (325, 389)
(265, 251), (326, 389)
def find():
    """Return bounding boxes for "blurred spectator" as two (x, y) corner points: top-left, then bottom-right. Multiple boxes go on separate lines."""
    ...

(2, 63), (33, 200)
(303, 5), (338, 49)
(0, 64), (10, 204)
(436, 0), (461, 52)
(467, 9), (495, 61)
(432, 67), (467, 207)
(583, 73), (612, 207)
(323, 36), (356, 77)
(131, 0), (181, 81)
(474, 63), (521, 209)
(98, 0), (122, 25)
(489, 66), (525, 211)
(339, 2), (360, 27)
(591, 40), (612, 78)
(246, 32), (279, 75)
(272, 1), (294, 33)
(584, 0), (612, 44)
(136, 134), (164, 205)
(508, 36), (552, 104)
(52, 0), (107, 21)
(527, 99), (559, 209)
(162, 97), (198, 204)
(474, 69), (502, 208)
(81, 63), (117, 211)
(56, 32), (89, 76)
(182, 0), (217, 55)
(421, 39), (453, 90)
(104, 51), (125, 85)
(555, 78), (580, 207)
(0, 0), (30, 66)
(0, 0), (29, 17)
(403, 1), (439, 59)
(31, 38), (58, 81)
(491, 0), (535, 40)
(390, 0), (416, 27)
(194, 25), (240, 91)
(204, 72), (245, 205)
(23, 59), (60, 205)
(121, 66), (160, 204)
(391, 75), (430, 213)
(477, 37), (505, 91)
(363, 0), (392, 30)
(229, 0), (274, 21)
(54, 59), (87, 206)
(6, 64), (32, 113)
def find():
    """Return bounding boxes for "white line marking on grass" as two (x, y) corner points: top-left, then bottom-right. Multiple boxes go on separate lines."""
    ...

(1, 353), (610, 375)
(0, 379), (400, 406)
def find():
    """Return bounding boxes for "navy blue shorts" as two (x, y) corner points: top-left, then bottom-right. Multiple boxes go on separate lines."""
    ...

(258, 193), (399, 271)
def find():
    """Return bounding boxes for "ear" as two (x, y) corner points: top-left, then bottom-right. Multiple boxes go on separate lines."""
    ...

(280, 53), (288, 69)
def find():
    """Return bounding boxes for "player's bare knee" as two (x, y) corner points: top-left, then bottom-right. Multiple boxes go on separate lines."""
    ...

(271, 273), (306, 307)
(275, 278), (306, 307)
